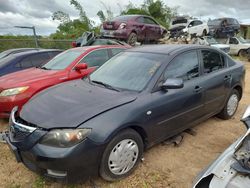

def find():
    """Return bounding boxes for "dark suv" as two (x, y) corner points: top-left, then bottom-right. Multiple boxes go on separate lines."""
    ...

(208, 18), (240, 38)
(100, 15), (166, 46)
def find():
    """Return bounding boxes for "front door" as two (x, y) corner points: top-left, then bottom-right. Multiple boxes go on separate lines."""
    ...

(146, 50), (205, 141)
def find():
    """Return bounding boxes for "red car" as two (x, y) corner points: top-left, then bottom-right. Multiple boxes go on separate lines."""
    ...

(101, 15), (167, 46)
(0, 45), (128, 118)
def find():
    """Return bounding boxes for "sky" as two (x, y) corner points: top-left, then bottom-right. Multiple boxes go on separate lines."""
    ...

(0, 0), (250, 36)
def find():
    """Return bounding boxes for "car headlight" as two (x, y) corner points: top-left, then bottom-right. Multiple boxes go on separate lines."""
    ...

(0, 86), (29, 97)
(40, 129), (91, 148)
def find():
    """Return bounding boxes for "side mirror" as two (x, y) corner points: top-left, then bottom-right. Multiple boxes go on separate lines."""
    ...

(75, 63), (88, 71)
(161, 78), (184, 90)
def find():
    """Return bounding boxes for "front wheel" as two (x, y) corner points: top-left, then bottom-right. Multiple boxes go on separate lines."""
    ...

(217, 89), (239, 120)
(100, 129), (143, 181)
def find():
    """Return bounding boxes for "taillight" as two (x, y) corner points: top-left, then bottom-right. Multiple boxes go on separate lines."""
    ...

(119, 23), (126, 29)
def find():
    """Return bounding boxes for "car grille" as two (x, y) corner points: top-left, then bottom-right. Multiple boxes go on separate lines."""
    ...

(9, 124), (32, 141)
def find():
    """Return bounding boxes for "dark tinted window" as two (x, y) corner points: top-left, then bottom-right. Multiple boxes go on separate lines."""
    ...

(229, 38), (238, 44)
(18, 56), (33, 68)
(201, 50), (225, 73)
(164, 51), (199, 80)
(144, 17), (158, 25)
(80, 49), (109, 67)
(194, 20), (202, 26)
(48, 51), (61, 58)
(111, 48), (125, 56)
(30, 53), (50, 67)
(136, 17), (144, 23)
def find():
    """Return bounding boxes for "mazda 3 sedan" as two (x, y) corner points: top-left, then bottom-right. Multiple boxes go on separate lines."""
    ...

(4, 45), (245, 181)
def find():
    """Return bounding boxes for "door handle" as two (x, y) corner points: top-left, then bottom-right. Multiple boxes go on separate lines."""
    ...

(194, 86), (202, 93)
(224, 75), (231, 81)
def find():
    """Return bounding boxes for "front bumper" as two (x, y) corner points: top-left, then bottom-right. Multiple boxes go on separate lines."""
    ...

(4, 110), (105, 181)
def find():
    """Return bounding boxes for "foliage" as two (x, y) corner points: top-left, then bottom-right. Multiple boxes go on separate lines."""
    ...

(97, 1), (114, 22)
(121, 0), (178, 28)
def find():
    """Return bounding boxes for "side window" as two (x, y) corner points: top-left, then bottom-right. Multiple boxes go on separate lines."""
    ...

(29, 53), (50, 67)
(111, 48), (125, 56)
(80, 49), (109, 67)
(229, 38), (238, 44)
(136, 17), (144, 23)
(164, 51), (199, 81)
(194, 20), (202, 26)
(144, 17), (158, 25)
(18, 56), (33, 68)
(188, 21), (194, 27)
(201, 50), (225, 74)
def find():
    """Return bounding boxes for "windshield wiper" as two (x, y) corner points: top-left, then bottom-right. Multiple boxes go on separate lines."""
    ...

(91, 80), (120, 92)
(39, 67), (51, 70)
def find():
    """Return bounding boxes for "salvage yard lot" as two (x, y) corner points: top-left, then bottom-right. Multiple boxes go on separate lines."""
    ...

(0, 61), (249, 188)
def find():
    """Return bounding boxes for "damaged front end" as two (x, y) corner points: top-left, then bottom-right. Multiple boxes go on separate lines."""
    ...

(193, 106), (250, 188)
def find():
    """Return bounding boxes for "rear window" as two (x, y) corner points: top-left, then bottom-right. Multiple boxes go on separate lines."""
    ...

(0, 56), (16, 68)
(172, 18), (188, 25)
(111, 16), (136, 22)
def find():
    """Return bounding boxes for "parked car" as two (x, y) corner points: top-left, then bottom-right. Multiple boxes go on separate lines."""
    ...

(0, 49), (62, 77)
(193, 106), (250, 188)
(226, 36), (250, 57)
(72, 32), (130, 47)
(169, 17), (209, 38)
(208, 18), (240, 38)
(0, 48), (41, 59)
(0, 45), (128, 118)
(100, 15), (167, 46)
(3, 45), (245, 181)
(193, 36), (230, 53)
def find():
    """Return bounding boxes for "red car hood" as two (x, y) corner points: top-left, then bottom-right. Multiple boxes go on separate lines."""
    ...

(0, 68), (62, 89)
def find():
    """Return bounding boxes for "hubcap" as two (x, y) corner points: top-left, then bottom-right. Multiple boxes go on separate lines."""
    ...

(108, 139), (139, 175)
(227, 94), (238, 116)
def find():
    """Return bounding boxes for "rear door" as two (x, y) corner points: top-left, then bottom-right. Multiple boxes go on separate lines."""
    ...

(200, 49), (231, 115)
(229, 37), (239, 55)
(143, 17), (161, 40)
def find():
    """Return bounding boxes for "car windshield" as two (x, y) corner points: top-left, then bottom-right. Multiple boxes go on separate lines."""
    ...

(206, 37), (218, 44)
(0, 51), (8, 59)
(0, 55), (15, 68)
(41, 50), (83, 70)
(90, 52), (165, 92)
(111, 15), (135, 22)
(172, 18), (188, 25)
(238, 36), (248, 44)
(208, 19), (222, 26)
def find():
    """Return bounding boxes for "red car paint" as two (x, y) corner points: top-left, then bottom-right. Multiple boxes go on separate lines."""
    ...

(0, 45), (128, 118)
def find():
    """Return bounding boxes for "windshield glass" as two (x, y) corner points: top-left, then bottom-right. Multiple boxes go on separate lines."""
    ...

(208, 19), (222, 26)
(238, 36), (248, 44)
(205, 37), (218, 44)
(0, 56), (15, 68)
(0, 52), (8, 59)
(90, 52), (165, 92)
(42, 50), (83, 70)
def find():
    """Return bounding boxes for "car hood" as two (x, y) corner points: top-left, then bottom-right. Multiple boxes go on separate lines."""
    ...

(0, 68), (60, 89)
(20, 80), (137, 129)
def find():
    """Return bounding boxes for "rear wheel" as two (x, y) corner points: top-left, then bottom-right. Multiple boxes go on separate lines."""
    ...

(217, 89), (239, 120)
(127, 32), (137, 46)
(239, 49), (247, 57)
(100, 129), (143, 181)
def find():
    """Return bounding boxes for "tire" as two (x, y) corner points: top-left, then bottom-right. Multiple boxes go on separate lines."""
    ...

(238, 49), (247, 57)
(100, 129), (143, 181)
(202, 29), (207, 36)
(127, 32), (137, 46)
(217, 89), (239, 120)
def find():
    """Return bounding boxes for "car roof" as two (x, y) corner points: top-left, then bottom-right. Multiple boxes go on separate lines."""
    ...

(71, 45), (129, 52)
(126, 44), (207, 55)
(11, 49), (63, 57)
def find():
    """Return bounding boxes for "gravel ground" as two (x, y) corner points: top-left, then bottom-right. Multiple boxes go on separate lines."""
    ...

(0, 61), (249, 188)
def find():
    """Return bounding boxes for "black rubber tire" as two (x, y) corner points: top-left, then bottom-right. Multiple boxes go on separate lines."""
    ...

(217, 89), (239, 120)
(238, 49), (247, 57)
(127, 32), (137, 46)
(99, 129), (143, 181)
(202, 29), (207, 36)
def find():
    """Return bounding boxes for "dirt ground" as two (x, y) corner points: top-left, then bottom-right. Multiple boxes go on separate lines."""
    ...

(0, 61), (249, 188)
